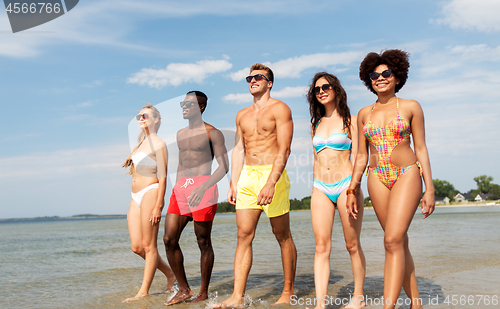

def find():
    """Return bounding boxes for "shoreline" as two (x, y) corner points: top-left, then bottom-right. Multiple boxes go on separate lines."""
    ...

(1, 203), (498, 222)
(0, 215), (127, 223)
(435, 202), (499, 207)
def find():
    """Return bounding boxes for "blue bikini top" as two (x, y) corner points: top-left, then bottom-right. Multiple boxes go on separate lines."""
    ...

(312, 119), (352, 153)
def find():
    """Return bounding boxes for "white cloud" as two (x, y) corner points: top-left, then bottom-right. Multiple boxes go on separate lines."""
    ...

(450, 44), (500, 62)
(425, 103), (500, 156)
(229, 51), (363, 81)
(0, 0), (324, 59)
(0, 144), (128, 179)
(74, 101), (94, 108)
(270, 52), (363, 78)
(82, 80), (103, 88)
(272, 86), (308, 99)
(432, 0), (500, 32)
(223, 86), (308, 104)
(127, 59), (232, 88)
(222, 93), (252, 105)
(409, 44), (500, 81)
(229, 67), (249, 82)
(115, 0), (322, 17)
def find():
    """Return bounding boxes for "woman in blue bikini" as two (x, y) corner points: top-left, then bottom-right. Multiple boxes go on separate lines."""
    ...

(122, 105), (175, 302)
(307, 73), (366, 309)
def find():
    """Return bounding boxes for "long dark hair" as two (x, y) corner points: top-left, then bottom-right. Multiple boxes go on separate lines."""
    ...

(307, 72), (351, 138)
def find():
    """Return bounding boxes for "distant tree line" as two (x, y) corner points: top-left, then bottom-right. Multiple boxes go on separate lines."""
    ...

(216, 174), (499, 214)
(432, 175), (500, 201)
(216, 196), (313, 213)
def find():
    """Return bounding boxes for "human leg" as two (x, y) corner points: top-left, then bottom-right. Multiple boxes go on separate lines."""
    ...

(191, 220), (214, 302)
(380, 167), (422, 309)
(269, 212), (297, 304)
(337, 190), (366, 308)
(402, 234), (421, 308)
(310, 187), (335, 309)
(122, 189), (162, 302)
(138, 189), (162, 293)
(212, 209), (261, 308)
(124, 200), (175, 301)
(163, 213), (193, 305)
(127, 200), (145, 258)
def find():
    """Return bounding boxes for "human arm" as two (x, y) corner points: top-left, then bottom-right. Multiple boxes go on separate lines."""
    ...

(350, 115), (359, 167)
(188, 128), (230, 207)
(227, 114), (245, 205)
(257, 103), (293, 205)
(410, 100), (435, 218)
(175, 131), (183, 184)
(150, 141), (168, 225)
(346, 109), (370, 219)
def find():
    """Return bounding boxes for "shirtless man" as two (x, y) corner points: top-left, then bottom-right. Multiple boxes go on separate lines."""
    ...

(163, 91), (229, 305)
(214, 63), (297, 308)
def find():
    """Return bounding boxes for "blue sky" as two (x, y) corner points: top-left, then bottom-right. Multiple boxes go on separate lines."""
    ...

(1, 0), (499, 219)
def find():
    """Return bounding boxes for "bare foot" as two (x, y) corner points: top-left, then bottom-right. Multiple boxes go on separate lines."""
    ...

(273, 292), (293, 305)
(122, 292), (147, 302)
(212, 295), (245, 308)
(191, 292), (208, 303)
(409, 303), (424, 309)
(164, 289), (193, 306)
(344, 299), (365, 309)
(164, 275), (177, 293)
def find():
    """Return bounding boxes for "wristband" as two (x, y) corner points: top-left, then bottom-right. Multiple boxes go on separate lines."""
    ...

(346, 188), (356, 195)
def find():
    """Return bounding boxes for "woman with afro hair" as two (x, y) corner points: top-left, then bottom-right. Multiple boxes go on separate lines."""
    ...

(346, 49), (435, 309)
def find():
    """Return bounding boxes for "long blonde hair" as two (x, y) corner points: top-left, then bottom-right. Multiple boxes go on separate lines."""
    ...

(123, 104), (161, 175)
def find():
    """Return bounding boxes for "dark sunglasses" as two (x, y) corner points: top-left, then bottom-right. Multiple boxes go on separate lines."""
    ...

(180, 100), (198, 108)
(313, 84), (332, 95)
(136, 113), (150, 120)
(369, 69), (392, 81)
(245, 74), (270, 83)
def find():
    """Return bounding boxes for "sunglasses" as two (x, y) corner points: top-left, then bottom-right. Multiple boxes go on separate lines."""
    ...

(136, 113), (150, 121)
(314, 84), (332, 95)
(245, 74), (270, 83)
(369, 69), (392, 81)
(180, 100), (198, 108)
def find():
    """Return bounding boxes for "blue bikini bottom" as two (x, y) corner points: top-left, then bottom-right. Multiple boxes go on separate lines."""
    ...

(313, 175), (352, 203)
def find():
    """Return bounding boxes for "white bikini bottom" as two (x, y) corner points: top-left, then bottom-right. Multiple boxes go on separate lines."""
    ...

(131, 183), (159, 206)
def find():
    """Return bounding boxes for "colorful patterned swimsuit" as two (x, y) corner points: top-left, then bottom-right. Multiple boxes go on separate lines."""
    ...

(362, 98), (422, 189)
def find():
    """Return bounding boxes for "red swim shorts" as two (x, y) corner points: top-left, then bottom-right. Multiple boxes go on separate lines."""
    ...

(167, 176), (218, 222)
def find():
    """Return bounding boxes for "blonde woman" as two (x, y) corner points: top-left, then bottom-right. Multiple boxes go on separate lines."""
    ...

(122, 105), (175, 302)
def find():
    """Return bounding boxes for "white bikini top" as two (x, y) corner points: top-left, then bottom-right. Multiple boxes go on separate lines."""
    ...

(131, 152), (157, 168)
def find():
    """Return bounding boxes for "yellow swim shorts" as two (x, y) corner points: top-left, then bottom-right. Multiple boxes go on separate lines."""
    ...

(236, 165), (290, 218)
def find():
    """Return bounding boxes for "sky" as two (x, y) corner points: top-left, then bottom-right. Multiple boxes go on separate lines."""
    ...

(1, 0), (499, 219)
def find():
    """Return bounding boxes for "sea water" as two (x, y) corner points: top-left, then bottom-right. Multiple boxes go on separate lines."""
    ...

(1, 206), (499, 309)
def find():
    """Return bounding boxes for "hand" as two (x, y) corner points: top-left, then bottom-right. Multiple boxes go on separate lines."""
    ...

(257, 183), (275, 206)
(227, 185), (237, 205)
(188, 186), (206, 208)
(149, 208), (162, 226)
(346, 193), (358, 220)
(421, 191), (435, 219)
